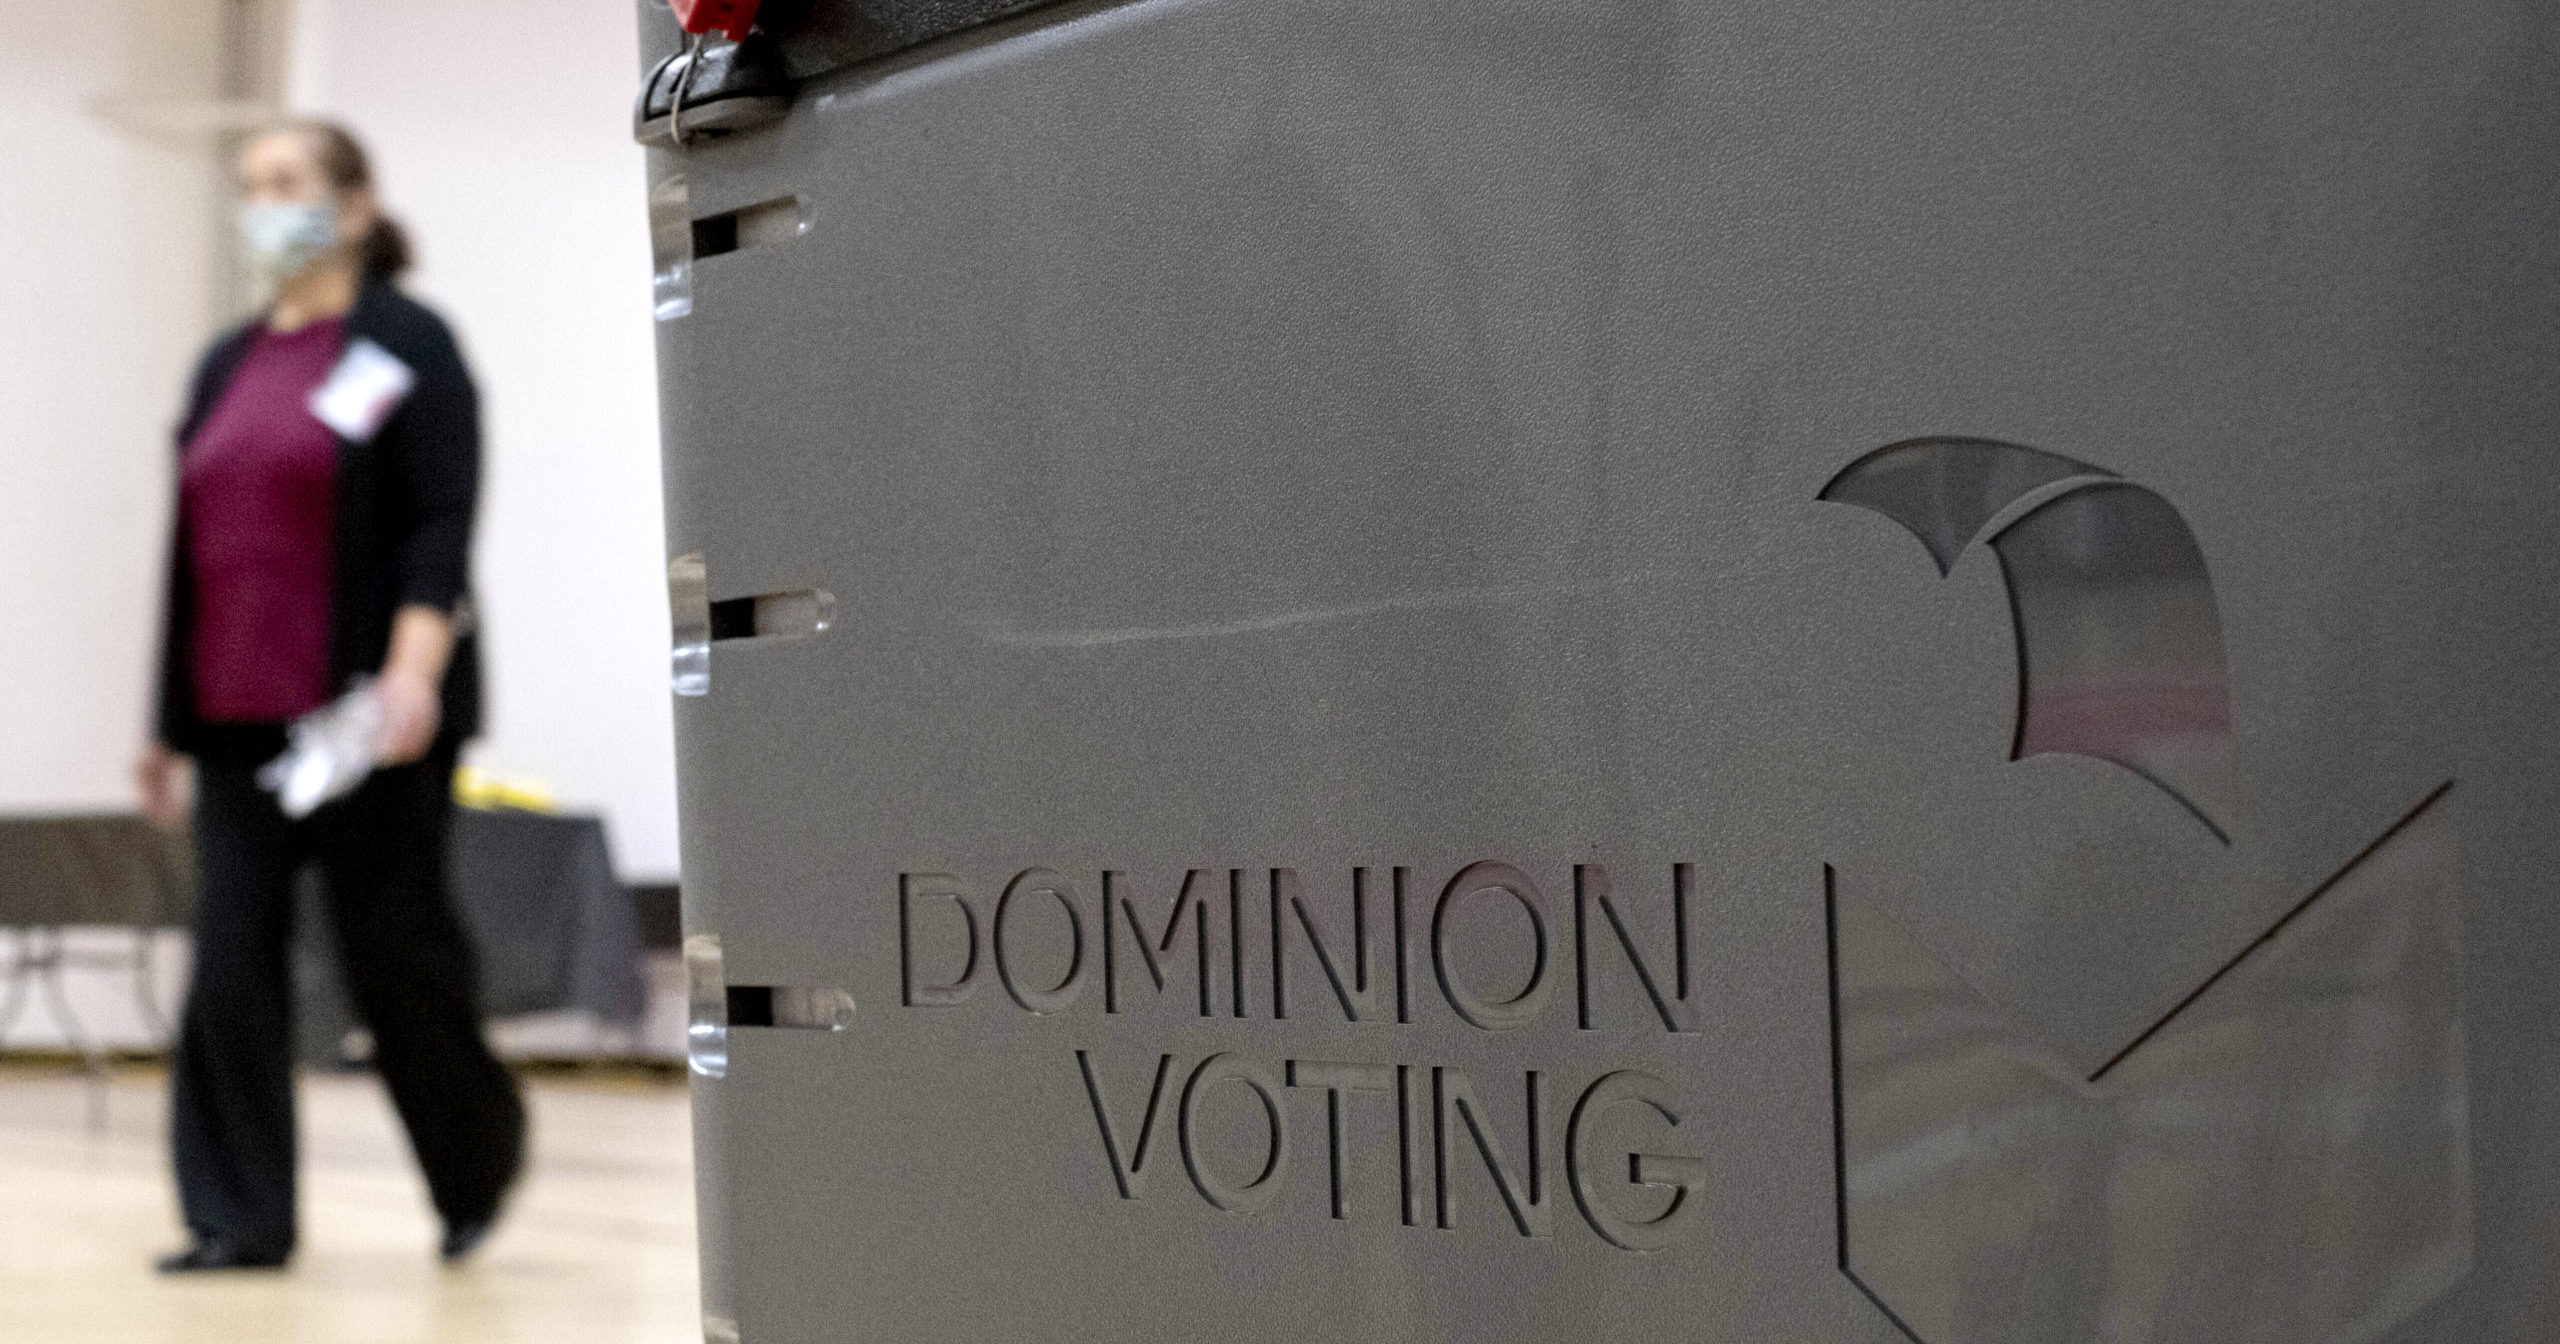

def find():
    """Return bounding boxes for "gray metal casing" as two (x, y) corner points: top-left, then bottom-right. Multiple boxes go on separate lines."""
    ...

(643, 2), (2560, 1340)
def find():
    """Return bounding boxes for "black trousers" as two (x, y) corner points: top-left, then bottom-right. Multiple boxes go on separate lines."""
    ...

(174, 728), (524, 1255)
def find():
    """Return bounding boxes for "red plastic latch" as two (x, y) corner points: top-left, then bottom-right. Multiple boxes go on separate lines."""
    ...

(672, 0), (761, 41)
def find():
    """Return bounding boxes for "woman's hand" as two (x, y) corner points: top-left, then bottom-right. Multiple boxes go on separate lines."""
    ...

(376, 604), (455, 765)
(376, 666), (443, 764)
(137, 742), (193, 830)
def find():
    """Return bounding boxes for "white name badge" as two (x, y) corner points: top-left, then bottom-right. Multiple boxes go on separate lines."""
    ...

(308, 338), (417, 443)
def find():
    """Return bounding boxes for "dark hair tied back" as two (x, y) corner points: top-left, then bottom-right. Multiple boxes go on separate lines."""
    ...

(283, 117), (412, 279)
(359, 216), (412, 280)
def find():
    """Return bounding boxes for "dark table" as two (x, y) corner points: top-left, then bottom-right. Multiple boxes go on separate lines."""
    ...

(0, 806), (644, 1068)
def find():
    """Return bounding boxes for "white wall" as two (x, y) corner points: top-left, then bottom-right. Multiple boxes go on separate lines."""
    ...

(0, 3), (226, 814)
(290, 0), (680, 878)
(0, 2), (679, 878)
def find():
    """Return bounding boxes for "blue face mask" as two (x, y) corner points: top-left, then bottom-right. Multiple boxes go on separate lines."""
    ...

(239, 200), (339, 280)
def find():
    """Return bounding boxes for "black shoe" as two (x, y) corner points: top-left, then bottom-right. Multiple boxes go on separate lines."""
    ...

(439, 1218), (495, 1264)
(442, 1108), (525, 1266)
(155, 1238), (288, 1273)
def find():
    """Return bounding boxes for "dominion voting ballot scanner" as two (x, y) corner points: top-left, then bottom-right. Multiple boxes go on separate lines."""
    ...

(636, 2), (2560, 1340)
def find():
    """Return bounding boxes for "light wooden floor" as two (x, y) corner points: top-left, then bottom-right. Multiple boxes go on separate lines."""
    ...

(0, 1062), (700, 1343)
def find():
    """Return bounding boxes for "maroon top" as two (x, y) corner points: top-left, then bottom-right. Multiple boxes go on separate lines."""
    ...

(181, 317), (345, 723)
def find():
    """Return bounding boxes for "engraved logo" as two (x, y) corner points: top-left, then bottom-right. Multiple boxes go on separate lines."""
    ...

(1819, 438), (2471, 1344)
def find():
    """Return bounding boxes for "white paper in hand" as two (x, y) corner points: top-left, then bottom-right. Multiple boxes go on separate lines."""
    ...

(257, 679), (386, 818)
(308, 338), (416, 443)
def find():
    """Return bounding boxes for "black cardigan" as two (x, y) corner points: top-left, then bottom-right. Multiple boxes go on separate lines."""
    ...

(155, 279), (483, 751)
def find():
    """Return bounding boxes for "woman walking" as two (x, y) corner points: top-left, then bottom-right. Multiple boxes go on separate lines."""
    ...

(136, 120), (523, 1272)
